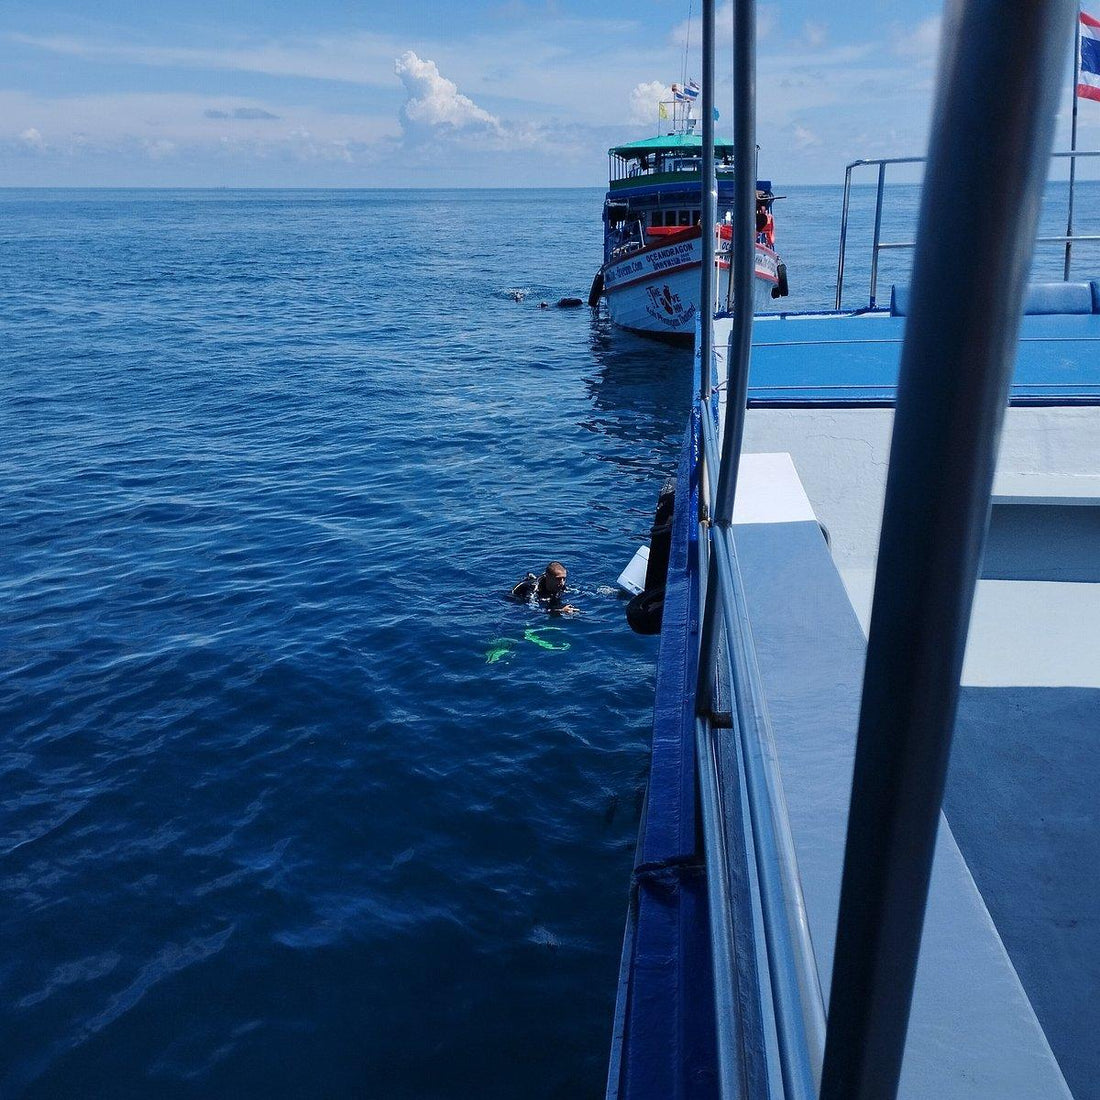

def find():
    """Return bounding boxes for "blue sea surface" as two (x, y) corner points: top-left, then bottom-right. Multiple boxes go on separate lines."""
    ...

(0, 187), (691, 1098)
(2, 181), (1098, 1098)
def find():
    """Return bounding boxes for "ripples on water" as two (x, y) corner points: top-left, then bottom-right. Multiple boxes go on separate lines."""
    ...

(2, 181), (1095, 1097)
(0, 188), (694, 1098)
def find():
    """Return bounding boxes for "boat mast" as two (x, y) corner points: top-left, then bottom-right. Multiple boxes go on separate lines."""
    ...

(1065, 4), (1082, 279)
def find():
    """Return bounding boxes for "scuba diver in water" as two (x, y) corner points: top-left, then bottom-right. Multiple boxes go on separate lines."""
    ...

(510, 561), (579, 615)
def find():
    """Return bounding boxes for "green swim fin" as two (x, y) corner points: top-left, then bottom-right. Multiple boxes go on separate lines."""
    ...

(485, 638), (516, 664)
(524, 627), (571, 652)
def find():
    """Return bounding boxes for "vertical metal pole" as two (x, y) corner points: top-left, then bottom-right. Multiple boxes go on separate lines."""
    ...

(697, 404), (721, 707)
(1065, 6), (1081, 280)
(726, 236), (736, 313)
(695, 0), (722, 695)
(836, 165), (854, 310)
(694, 719), (747, 1100)
(713, 0), (757, 527)
(868, 161), (887, 309)
(819, 3), (1075, 1099)
(699, 0), (718, 403)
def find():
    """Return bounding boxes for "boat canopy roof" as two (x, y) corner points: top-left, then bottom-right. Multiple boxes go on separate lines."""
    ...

(609, 133), (735, 160)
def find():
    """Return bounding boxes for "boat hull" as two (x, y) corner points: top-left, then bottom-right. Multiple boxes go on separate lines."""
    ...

(602, 232), (779, 338)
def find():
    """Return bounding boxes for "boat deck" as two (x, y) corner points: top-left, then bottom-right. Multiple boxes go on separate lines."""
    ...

(610, 290), (1100, 1099)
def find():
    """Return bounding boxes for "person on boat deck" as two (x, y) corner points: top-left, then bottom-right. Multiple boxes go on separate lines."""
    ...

(756, 192), (775, 248)
(510, 561), (579, 615)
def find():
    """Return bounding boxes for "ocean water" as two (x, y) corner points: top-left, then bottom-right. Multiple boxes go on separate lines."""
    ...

(2, 181), (1098, 1099)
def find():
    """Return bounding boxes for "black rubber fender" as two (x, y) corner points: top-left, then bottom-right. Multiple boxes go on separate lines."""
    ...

(626, 586), (666, 635)
(771, 261), (789, 299)
(588, 271), (605, 307)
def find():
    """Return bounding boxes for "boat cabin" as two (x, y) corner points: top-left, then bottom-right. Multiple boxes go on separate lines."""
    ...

(602, 101), (778, 263)
(607, 134), (736, 191)
(602, 141), (774, 262)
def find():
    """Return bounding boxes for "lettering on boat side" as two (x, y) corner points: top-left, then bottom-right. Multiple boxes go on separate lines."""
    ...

(644, 284), (696, 328)
(755, 250), (779, 280)
(605, 239), (700, 288)
(649, 242), (696, 272)
(610, 258), (645, 281)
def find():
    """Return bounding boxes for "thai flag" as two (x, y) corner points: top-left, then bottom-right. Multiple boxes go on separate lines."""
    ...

(671, 83), (690, 101)
(684, 80), (701, 101)
(1080, 10), (1100, 103)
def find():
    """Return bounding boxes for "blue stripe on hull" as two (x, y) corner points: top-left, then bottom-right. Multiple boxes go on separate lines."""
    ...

(607, 418), (718, 1099)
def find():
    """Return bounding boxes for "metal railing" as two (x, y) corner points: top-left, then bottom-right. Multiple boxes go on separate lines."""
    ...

(696, 401), (827, 1100)
(690, 1), (1074, 1098)
(693, 2), (826, 1098)
(834, 149), (1100, 311)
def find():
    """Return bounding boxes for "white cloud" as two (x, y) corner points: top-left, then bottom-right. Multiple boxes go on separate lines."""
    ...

(893, 16), (942, 62)
(0, 9), (973, 185)
(143, 138), (177, 159)
(394, 51), (501, 138)
(388, 50), (558, 156)
(792, 125), (822, 149)
(204, 107), (280, 120)
(0, 90), (398, 162)
(629, 81), (670, 126)
(805, 22), (827, 48)
(9, 31), (401, 88)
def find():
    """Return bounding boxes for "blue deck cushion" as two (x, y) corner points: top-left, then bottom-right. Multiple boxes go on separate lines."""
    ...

(889, 284), (909, 317)
(890, 281), (1096, 317)
(740, 312), (1100, 406)
(1023, 282), (1096, 314)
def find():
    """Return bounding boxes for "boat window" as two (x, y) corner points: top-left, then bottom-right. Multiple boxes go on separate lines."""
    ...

(679, 210), (691, 226)
(693, 210), (701, 225)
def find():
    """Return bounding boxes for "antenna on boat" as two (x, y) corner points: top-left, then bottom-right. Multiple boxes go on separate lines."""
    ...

(682, 0), (692, 89)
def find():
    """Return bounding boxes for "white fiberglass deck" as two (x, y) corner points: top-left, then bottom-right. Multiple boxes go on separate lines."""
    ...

(711, 307), (1100, 1098)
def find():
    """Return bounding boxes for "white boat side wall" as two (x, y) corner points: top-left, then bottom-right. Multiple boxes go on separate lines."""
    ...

(604, 235), (777, 336)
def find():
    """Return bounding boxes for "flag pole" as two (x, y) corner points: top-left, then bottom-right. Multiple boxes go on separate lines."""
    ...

(1065, 5), (1081, 279)
(682, 0), (692, 91)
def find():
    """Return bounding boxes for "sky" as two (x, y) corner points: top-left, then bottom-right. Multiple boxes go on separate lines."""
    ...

(1, 0), (1097, 187)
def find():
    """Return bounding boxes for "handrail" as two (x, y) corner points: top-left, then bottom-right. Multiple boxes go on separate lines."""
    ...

(694, 716), (748, 1100)
(713, 0), (758, 526)
(692, 0), (829, 1095)
(834, 149), (1100, 310)
(698, 403), (827, 1096)
(834, 157), (923, 309)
